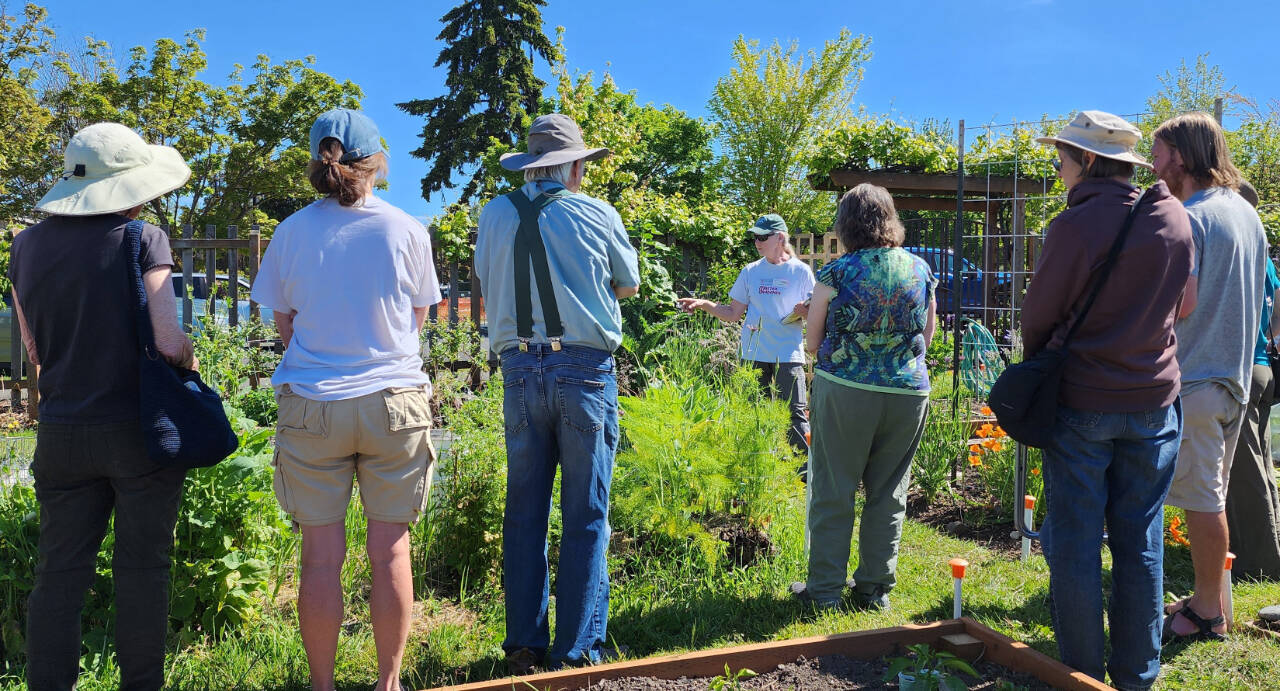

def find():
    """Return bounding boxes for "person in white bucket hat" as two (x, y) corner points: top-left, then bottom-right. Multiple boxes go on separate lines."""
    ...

(12, 122), (197, 690)
(1020, 110), (1194, 689)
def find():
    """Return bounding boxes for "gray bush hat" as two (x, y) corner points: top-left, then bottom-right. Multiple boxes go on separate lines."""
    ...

(310, 108), (386, 162)
(1035, 110), (1151, 169)
(747, 213), (788, 236)
(499, 113), (611, 171)
(36, 122), (191, 216)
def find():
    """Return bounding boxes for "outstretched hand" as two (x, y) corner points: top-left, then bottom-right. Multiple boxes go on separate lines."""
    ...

(676, 297), (707, 314)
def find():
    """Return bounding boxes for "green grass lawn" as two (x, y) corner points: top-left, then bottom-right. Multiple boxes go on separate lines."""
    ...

(5, 495), (1276, 690)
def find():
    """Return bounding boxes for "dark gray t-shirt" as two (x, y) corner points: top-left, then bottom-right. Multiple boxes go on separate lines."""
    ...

(9, 215), (173, 423)
(1174, 187), (1268, 405)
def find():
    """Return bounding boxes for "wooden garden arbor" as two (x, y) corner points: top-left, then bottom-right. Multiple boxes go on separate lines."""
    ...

(800, 168), (1050, 328)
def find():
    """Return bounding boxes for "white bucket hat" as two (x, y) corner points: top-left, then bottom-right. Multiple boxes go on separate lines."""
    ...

(1036, 110), (1151, 169)
(499, 113), (610, 171)
(36, 122), (192, 216)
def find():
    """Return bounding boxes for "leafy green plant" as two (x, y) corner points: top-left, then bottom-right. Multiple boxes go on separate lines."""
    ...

(883, 643), (979, 691)
(414, 378), (507, 592)
(707, 663), (757, 690)
(168, 406), (288, 640)
(612, 332), (800, 565)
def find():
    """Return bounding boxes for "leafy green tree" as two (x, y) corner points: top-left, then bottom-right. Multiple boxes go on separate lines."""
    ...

(58, 31), (362, 232)
(0, 2), (58, 230)
(707, 29), (871, 232)
(397, 0), (555, 204)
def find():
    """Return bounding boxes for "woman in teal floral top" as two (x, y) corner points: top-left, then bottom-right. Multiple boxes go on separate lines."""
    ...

(789, 183), (937, 611)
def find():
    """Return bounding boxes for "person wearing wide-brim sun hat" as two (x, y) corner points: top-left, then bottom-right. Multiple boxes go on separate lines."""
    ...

(1020, 110), (1194, 690)
(12, 121), (197, 690)
(474, 112), (640, 675)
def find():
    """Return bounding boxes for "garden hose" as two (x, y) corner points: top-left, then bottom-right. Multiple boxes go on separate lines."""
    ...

(959, 319), (1004, 397)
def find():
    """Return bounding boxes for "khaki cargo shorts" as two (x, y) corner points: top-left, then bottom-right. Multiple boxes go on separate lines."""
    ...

(272, 384), (436, 527)
(1166, 382), (1245, 513)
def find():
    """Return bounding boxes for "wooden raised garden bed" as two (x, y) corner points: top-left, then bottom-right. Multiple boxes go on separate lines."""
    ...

(424, 618), (1112, 690)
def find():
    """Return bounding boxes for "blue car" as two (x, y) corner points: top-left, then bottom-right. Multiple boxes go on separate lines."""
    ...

(903, 246), (1013, 314)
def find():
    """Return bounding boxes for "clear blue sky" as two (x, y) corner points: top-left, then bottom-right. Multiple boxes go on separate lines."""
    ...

(39, 0), (1280, 220)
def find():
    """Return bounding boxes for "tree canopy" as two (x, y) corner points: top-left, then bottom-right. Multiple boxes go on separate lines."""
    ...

(397, 0), (556, 204)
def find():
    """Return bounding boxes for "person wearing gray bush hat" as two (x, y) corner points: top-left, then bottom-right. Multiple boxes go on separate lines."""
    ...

(477, 111), (638, 675)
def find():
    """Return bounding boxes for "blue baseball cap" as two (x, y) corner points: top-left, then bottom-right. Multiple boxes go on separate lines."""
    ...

(309, 108), (386, 162)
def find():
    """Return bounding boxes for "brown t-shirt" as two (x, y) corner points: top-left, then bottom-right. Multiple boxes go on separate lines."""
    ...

(9, 214), (173, 423)
(1021, 179), (1193, 412)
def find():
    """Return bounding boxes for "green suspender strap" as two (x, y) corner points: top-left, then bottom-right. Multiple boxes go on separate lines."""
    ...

(505, 188), (572, 351)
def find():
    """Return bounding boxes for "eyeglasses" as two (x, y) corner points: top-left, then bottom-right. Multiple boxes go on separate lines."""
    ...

(752, 232), (779, 242)
(1051, 158), (1062, 172)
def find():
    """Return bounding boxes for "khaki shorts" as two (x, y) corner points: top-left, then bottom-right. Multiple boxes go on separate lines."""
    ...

(1166, 383), (1245, 513)
(272, 385), (435, 527)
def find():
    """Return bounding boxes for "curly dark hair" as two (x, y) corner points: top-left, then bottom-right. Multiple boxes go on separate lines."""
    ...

(833, 183), (905, 251)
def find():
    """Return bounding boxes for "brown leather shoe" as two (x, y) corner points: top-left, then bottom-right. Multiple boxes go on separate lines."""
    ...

(506, 647), (542, 676)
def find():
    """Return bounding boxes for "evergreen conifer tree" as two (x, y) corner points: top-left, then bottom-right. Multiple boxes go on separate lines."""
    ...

(398, 0), (555, 202)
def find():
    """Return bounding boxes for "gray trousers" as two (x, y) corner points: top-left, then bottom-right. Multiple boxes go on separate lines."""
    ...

(806, 376), (928, 601)
(753, 361), (810, 455)
(1225, 363), (1280, 579)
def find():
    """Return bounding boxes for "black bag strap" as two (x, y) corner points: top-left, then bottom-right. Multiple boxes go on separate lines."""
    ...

(123, 220), (162, 359)
(1060, 188), (1148, 349)
(506, 187), (572, 350)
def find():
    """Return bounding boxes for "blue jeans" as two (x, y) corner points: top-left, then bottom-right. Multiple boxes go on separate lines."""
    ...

(1041, 400), (1180, 691)
(500, 344), (618, 667)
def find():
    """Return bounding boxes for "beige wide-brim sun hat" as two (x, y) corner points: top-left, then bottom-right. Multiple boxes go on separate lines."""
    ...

(1036, 110), (1152, 169)
(36, 122), (192, 216)
(499, 113), (611, 171)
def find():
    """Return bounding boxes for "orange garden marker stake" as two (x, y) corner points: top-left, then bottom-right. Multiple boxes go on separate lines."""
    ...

(1022, 495), (1036, 562)
(1224, 552), (1236, 632)
(949, 558), (969, 619)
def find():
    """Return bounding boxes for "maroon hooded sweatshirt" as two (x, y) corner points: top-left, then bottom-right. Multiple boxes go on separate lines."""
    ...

(1021, 178), (1193, 412)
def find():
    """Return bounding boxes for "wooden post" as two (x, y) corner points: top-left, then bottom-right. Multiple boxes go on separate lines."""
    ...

(469, 258), (483, 390)
(182, 224), (194, 332)
(1012, 197), (1027, 341)
(227, 225), (240, 328)
(448, 262), (460, 325)
(982, 208), (994, 331)
(248, 226), (261, 323)
(205, 224), (217, 325)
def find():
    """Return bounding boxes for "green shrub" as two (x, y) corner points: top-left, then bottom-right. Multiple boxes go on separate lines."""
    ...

(232, 387), (277, 426)
(168, 407), (290, 641)
(612, 338), (800, 565)
(415, 378), (507, 593)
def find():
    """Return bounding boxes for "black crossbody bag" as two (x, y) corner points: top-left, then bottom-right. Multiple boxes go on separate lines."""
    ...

(989, 189), (1147, 448)
(125, 220), (238, 468)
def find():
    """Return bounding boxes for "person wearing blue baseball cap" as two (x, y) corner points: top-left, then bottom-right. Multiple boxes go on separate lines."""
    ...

(252, 108), (441, 691)
(678, 213), (816, 463)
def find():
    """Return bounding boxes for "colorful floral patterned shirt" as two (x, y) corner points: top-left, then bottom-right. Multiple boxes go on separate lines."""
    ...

(815, 248), (937, 393)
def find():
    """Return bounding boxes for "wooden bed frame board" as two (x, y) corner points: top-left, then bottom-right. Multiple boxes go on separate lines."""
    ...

(422, 618), (1114, 691)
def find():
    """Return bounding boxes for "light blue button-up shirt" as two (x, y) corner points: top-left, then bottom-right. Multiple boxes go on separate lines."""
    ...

(475, 180), (641, 356)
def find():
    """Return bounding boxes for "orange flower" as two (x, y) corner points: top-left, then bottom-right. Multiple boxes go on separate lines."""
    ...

(976, 428), (989, 438)
(969, 444), (983, 454)
(1167, 516), (1190, 547)
(981, 423), (994, 432)
(990, 441), (1004, 452)
(980, 405), (993, 416)
(993, 426), (1008, 438)
(968, 456), (983, 467)
(982, 438), (997, 449)
(1030, 468), (1041, 476)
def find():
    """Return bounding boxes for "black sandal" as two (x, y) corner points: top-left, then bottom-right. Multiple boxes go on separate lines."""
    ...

(1161, 604), (1226, 644)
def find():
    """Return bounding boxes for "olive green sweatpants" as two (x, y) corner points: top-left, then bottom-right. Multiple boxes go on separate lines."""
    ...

(806, 375), (929, 601)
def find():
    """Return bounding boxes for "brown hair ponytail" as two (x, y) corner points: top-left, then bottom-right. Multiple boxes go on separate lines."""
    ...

(307, 137), (388, 206)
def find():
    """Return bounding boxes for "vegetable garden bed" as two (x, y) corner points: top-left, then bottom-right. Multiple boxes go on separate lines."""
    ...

(425, 618), (1112, 691)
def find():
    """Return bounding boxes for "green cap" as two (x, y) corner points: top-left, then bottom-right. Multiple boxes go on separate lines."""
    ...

(748, 213), (788, 236)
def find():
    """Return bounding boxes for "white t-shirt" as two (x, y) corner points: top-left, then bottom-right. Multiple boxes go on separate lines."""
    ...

(251, 196), (442, 401)
(728, 256), (816, 364)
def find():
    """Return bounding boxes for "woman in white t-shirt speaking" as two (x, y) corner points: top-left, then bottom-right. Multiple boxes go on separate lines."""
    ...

(677, 213), (816, 461)
(251, 108), (441, 691)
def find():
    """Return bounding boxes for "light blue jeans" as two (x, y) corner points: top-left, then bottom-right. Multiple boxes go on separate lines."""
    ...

(1040, 400), (1180, 691)
(499, 344), (618, 668)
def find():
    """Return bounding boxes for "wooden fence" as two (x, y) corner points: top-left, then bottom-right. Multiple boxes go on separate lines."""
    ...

(3, 224), (267, 419)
